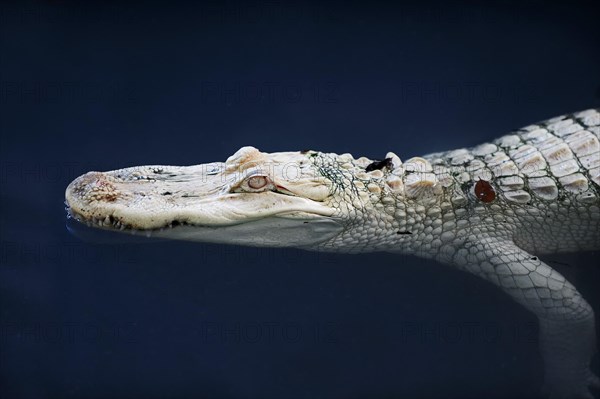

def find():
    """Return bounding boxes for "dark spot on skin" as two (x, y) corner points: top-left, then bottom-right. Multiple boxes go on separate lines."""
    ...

(475, 180), (495, 203)
(303, 221), (308, 224)
(365, 158), (393, 172)
(397, 231), (412, 235)
(531, 256), (538, 261)
(162, 192), (172, 196)
(171, 220), (181, 227)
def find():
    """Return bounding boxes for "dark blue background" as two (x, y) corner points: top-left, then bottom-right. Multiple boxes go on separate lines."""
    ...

(1, 1), (599, 398)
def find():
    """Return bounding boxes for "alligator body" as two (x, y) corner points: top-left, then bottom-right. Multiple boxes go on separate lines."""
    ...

(66, 109), (600, 398)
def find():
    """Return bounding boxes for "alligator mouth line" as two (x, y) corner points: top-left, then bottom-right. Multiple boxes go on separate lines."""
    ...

(66, 205), (142, 231)
(66, 203), (331, 235)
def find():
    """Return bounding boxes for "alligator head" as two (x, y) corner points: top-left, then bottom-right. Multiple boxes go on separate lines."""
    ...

(65, 146), (355, 249)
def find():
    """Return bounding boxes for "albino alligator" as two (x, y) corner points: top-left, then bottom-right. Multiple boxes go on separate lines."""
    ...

(66, 109), (600, 398)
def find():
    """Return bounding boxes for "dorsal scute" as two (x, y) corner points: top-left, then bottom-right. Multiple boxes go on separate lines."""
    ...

(404, 157), (433, 173)
(398, 157), (439, 200)
(385, 152), (402, 170)
(403, 172), (438, 200)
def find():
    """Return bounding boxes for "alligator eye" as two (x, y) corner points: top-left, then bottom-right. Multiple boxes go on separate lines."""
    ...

(247, 175), (268, 189)
(230, 173), (273, 193)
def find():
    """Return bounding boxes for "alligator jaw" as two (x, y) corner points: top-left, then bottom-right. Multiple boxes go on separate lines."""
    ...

(65, 149), (341, 246)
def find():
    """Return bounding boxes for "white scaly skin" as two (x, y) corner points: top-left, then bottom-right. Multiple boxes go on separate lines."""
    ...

(66, 109), (600, 398)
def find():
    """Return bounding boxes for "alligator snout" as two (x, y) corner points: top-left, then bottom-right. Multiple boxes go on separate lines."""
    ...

(66, 172), (120, 206)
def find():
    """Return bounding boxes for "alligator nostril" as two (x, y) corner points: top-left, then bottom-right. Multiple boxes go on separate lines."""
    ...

(68, 172), (119, 204)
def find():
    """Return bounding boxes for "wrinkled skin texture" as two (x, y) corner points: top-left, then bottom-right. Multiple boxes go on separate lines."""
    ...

(66, 109), (600, 398)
